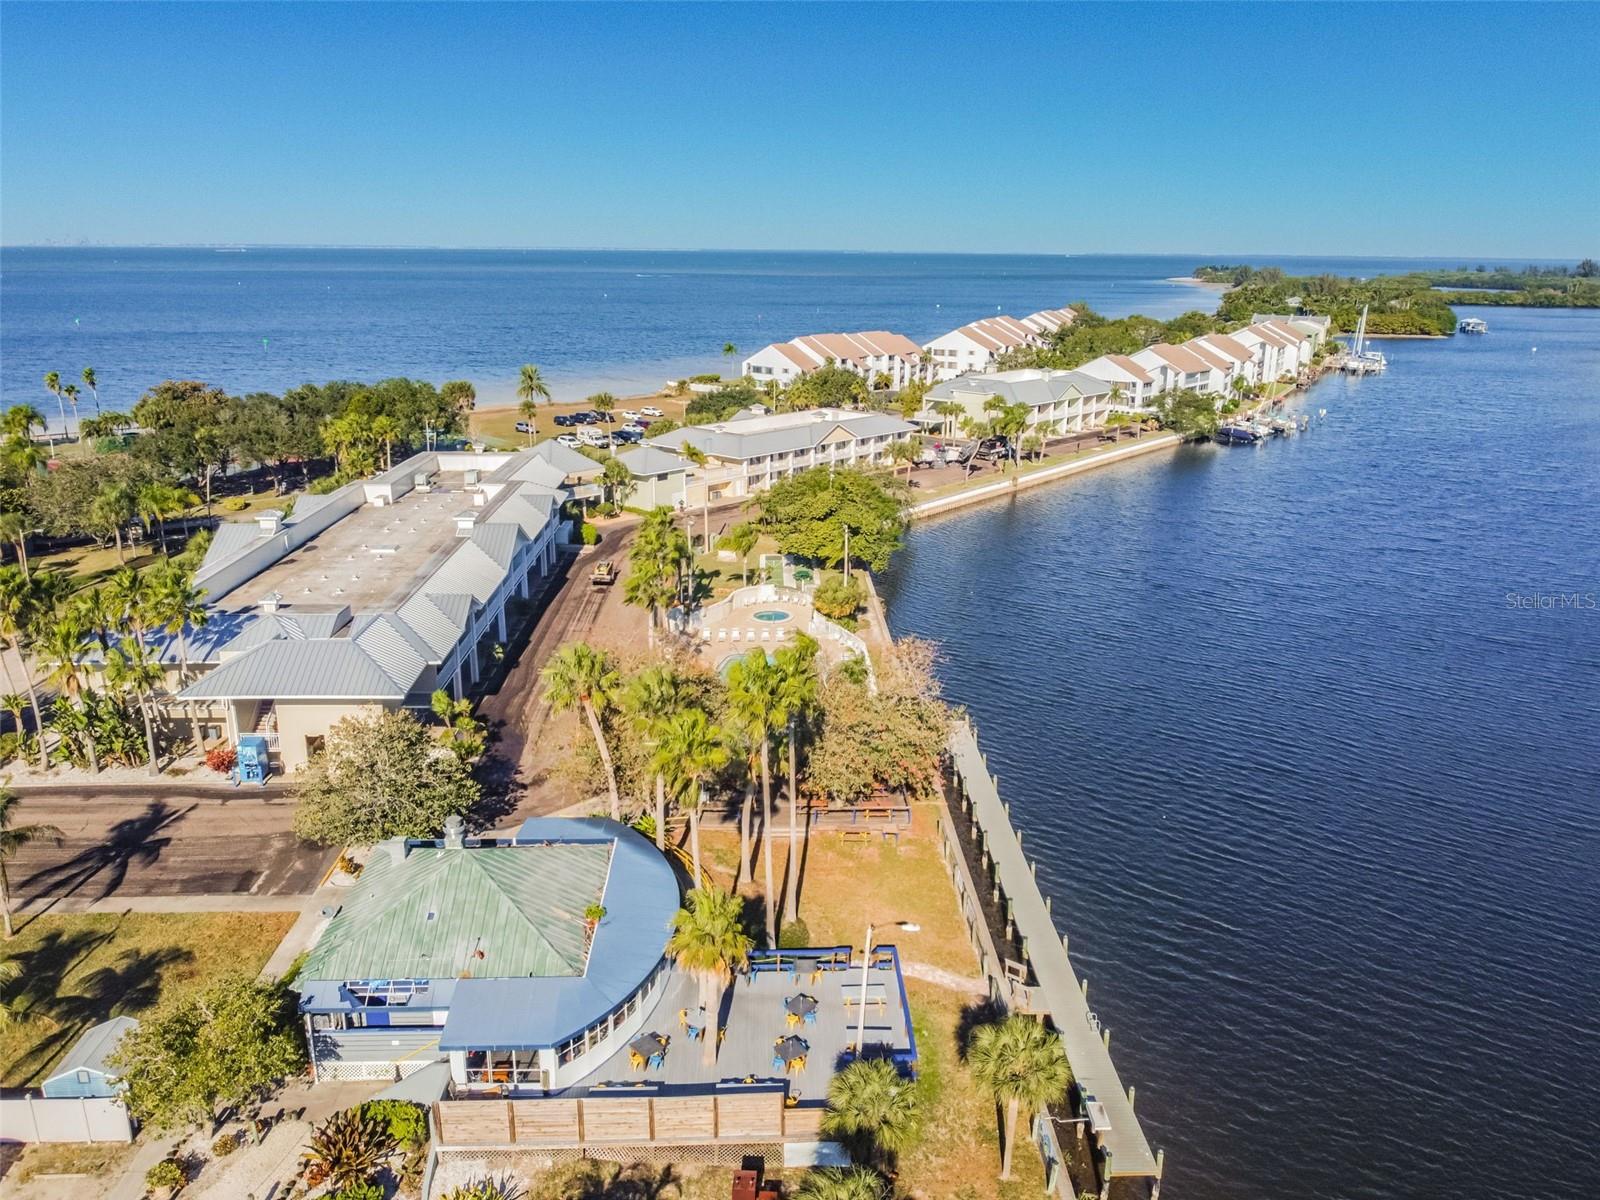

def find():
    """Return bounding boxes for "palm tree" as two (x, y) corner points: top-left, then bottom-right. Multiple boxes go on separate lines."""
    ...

(89, 483), (136, 562)
(135, 482), (198, 556)
(932, 400), (965, 439)
(727, 649), (784, 944)
(149, 565), (208, 753)
(371, 414), (399, 470)
(517, 365), (550, 446)
(717, 521), (759, 585)
(81, 366), (100, 415)
(0, 956), (22, 1026)
(793, 1167), (886, 1200)
(822, 1058), (920, 1162)
(42, 372), (65, 438)
(0, 567), (52, 772)
(104, 642), (163, 777)
(722, 343), (738, 359)
(0, 512), (31, 580)
(622, 664), (685, 850)
(37, 617), (99, 774)
(968, 1014), (1072, 1181)
(2, 405), (44, 441)
(623, 508), (688, 646)
(541, 643), (623, 819)
(0, 789), (63, 937)
(441, 380), (476, 421)
(61, 384), (81, 434)
(774, 636), (819, 923)
(666, 887), (751, 1068)
(653, 707), (728, 883)
(589, 393), (618, 445)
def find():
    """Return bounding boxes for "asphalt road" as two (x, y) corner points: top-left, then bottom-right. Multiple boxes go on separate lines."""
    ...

(4, 786), (335, 907)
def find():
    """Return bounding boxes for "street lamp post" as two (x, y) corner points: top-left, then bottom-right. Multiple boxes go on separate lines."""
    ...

(856, 920), (919, 1057)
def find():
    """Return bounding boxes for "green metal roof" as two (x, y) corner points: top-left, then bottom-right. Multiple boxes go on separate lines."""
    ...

(301, 840), (614, 982)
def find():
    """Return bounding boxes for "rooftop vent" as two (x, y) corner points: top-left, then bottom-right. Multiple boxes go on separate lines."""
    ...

(453, 511), (478, 537)
(258, 591), (284, 613)
(256, 510), (284, 536)
(443, 814), (465, 849)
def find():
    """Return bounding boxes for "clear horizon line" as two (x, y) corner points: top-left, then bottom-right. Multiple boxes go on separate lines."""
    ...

(1, 242), (1584, 263)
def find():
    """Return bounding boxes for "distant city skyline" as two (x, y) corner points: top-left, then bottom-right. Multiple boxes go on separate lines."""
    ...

(3, 2), (1596, 258)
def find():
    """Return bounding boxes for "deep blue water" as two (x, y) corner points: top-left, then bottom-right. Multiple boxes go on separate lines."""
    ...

(0, 248), (1493, 425)
(879, 307), (1600, 1199)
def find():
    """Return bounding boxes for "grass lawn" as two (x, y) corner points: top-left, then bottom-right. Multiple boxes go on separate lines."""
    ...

(3, 1140), (136, 1186)
(0, 910), (297, 1088)
(469, 392), (693, 450)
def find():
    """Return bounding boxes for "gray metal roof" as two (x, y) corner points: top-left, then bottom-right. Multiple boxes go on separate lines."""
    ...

(617, 445), (689, 477)
(180, 639), (410, 701)
(45, 1016), (139, 1081)
(529, 439), (604, 478)
(927, 368), (1113, 410)
(650, 410), (913, 462)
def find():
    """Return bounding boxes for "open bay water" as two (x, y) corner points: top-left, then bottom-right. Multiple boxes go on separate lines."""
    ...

(878, 306), (1600, 1199)
(0, 248), (1494, 423)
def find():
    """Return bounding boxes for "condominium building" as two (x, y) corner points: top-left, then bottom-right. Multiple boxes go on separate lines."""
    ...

(742, 331), (926, 390)
(922, 315), (1048, 380)
(920, 369), (1116, 436)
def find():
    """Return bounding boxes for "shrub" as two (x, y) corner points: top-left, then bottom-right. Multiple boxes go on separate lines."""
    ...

(300, 1108), (394, 1190)
(579, 521), (600, 546)
(145, 1158), (186, 1190)
(211, 1132), (240, 1157)
(813, 576), (865, 621)
(204, 746), (237, 775)
(220, 496), (250, 512)
(359, 1098), (429, 1151)
(331, 1183), (385, 1200)
(778, 918), (812, 949)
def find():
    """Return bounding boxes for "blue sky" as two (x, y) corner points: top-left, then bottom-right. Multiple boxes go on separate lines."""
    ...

(3, 2), (1596, 257)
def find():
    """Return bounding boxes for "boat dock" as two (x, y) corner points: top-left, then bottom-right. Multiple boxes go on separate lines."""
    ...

(938, 718), (1162, 1197)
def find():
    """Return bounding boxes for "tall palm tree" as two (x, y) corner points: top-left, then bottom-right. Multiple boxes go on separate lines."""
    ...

(81, 366), (100, 415)
(822, 1058), (920, 1162)
(89, 483), (136, 563)
(42, 372), (65, 438)
(717, 522), (759, 586)
(540, 643), (623, 819)
(135, 482), (198, 556)
(517, 365), (549, 446)
(0, 512), (30, 580)
(37, 617), (99, 774)
(589, 393), (617, 446)
(61, 384), (81, 434)
(149, 565), (208, 753)
(2, 405), (44, 441)
(0, 789), (63, 937)
(793, 1167), (885, 1200)
(370, 414), (399, 470)
(652, 706), (728, 884)
(0, 567), (52, 771)
(968, 1014), (1072, 1180)
(727, 649), (785, 944)
(104, 642), (163, 777)
(622, 664), (685, 850)
(104, 566), (150, 641)
(774, 636), (819, 923)
(666, 887), (751, 1068)
(623, 508), (688, 646)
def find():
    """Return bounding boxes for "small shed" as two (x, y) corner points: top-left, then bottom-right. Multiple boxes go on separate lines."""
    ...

(40, 1017), (138, 1099)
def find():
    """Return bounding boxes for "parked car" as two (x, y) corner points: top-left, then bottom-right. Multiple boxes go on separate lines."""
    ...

(640, 405), (664, 418)
(515, 420), (534, 434)
(553, 414), (574, 427)
(620, 409), (642, 422)
(623, 421), (647, 433)
(595, 411), (616, 423)
(572, 411), (596, 424)
(612, 428), (642, 444)
(577, 428), (609, 447)
(942, 443), (967, 464)
(974, 436), (1011, 462)
(556, 433), (581, 448)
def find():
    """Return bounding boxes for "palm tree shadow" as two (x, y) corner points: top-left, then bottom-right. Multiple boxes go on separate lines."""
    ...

(570, 1160), (683, 1199)
(955, 998), (1007, 1061)
(15, 802), (187, 911)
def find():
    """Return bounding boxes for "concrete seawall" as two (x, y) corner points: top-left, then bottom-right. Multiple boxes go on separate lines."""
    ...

(908, 433), (1184, 522)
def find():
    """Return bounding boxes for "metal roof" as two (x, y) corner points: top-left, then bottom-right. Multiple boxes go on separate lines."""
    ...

(301, 836), (615, 982)
(180, 639), (411, 701)
(45, 1016), (139, 1081)
(528, 439), (603, 478)
(650, 410), (914, 462)
(617, 445), (689, 477)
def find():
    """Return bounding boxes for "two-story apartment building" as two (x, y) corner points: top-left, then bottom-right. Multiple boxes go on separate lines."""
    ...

(920, 368), (1117, 436)
(742, 331), (926, 390)
(922, 315), (1047, 380)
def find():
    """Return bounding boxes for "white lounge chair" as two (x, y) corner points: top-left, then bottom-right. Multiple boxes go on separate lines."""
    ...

(731, 630), (741, 641)
(760, 630), (770, 641)
(716, 630), (726, 642)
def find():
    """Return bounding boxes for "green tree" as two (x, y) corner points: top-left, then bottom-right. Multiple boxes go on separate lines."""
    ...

(110, 975), (306, 1131)
(588, 392), (618, 444)
(717, 521), (760, 585)
(822, 1057), (920, 1161)
(0, 512), (30, 581)
(0, 566), (53, 771)
(430, 689), (486, 762)
(653, 706), (728, 882)
(89, 482), (137, 562)
(1155, 388), (1220, 439)
(517, 364), (550, 445)
(666, 887), (752, 1068)
(148, 564), (208, 753)
(440, 380), (477, 422)
(81, 366), (100, 415)
(968, 1014), (1072, 1181)
(104, 642), (164, 776)
(37, 616), (99, 774)
(2, 404), (45, 441)
(541, 643), (623, 820)
(0, 789), (63, 937)
(292, 710), (480, 845)
(623, 508), (689, 646)
(757, 467), (906, 575)
(623, 664), (686, 851)
(600, 455), (634, 509)
(135, 481), (199, 556)
(811, 576), (864, 622)
(43, 372), (66, 437)
(793, 1167), (886, 1200)
(727, 649), (785, 944)
(773, 635), (819, 923)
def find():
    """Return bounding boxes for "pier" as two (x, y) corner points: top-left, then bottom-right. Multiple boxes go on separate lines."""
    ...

(936, 717), (1162, 1198)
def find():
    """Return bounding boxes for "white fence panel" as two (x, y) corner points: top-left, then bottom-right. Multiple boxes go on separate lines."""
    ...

(0, 1096), (135, 1143)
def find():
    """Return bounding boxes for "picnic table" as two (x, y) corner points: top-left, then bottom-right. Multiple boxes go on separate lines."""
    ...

(784, 994), (818, 1027)
(773, 1035), (809, 1072)
(629, 1032), (668, 1070)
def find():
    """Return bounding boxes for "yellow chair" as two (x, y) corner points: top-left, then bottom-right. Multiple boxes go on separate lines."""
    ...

(785, 1011), (801, 1029)
(629, 1050), (646, 1071)
(678, 1008), (689, 1029)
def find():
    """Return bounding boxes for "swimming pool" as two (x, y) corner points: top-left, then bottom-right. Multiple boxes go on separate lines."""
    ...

(752, 609), (791, 622)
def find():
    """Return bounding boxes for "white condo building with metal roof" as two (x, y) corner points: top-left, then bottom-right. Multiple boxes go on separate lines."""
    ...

(94, 444), (594, 772)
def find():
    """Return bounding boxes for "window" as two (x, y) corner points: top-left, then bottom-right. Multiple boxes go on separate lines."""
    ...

(305, 735), (325, 758)
(347, 980), (427, 1007)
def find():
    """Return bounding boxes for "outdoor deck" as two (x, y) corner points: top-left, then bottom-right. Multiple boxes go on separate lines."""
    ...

(578, 949), (913, 1104)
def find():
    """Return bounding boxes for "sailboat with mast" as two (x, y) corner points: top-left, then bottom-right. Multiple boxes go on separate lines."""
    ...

(1341, 304), (1388, 374)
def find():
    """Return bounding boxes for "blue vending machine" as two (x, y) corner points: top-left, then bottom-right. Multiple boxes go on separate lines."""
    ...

(235, 735), (271, 787)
